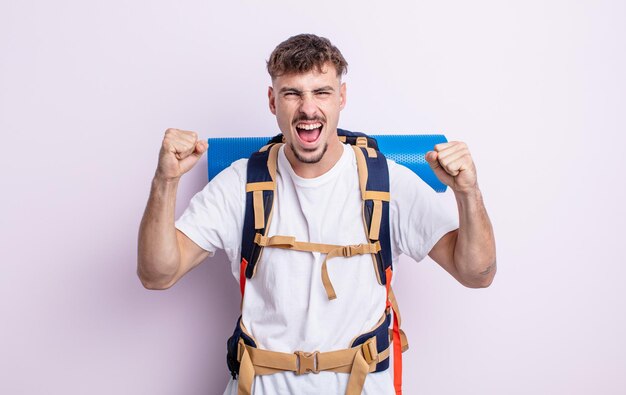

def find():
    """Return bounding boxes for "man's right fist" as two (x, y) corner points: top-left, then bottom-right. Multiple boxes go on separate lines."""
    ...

(156, 128), (208, 181)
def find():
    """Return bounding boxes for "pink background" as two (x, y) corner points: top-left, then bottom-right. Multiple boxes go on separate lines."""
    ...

(2, 0), (625, 394)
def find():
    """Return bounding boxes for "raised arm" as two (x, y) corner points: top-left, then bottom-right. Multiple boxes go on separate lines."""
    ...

(425, 141), (497, 288)
(137, 128), (210, 290)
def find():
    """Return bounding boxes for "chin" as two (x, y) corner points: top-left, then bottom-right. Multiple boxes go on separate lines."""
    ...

(291, 143), (328, 164)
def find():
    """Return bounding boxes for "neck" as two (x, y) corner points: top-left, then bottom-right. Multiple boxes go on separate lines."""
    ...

(285, 136), (344, 178)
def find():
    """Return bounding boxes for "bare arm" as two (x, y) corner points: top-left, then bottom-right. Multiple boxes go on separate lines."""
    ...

(425, 142), (496, 288)
(137, 128), (210, 290)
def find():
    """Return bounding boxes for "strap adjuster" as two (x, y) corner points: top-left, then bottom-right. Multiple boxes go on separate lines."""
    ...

(294, 351), (319, 375)
(254, 233), (266, 246)
(361, 337), (378, 364)
(356, 136), (368, 147)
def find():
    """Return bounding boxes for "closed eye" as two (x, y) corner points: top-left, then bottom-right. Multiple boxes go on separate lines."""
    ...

(283, 91), (301, 98)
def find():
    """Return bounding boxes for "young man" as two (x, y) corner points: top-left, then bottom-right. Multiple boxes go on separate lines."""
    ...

(138, 34), (496, 395)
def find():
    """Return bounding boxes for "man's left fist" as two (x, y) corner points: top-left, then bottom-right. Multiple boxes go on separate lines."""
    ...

(425, 141), (478, 194)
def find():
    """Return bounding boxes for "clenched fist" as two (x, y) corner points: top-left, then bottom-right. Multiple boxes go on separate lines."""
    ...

(155, 128), (208, 181)
(425, 141), (478, 194)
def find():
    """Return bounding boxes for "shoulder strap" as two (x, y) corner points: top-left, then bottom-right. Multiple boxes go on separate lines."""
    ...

(240, 143), (281, 297)
(351, 145), (392, 286)
(337, 128), (379, 150)
(353, 143), (402, 395)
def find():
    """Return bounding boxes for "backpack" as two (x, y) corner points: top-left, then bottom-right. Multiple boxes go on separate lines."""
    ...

(227, 129), (408, 395)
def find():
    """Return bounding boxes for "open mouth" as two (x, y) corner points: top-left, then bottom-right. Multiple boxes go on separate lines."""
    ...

(295, 122), (323, 144)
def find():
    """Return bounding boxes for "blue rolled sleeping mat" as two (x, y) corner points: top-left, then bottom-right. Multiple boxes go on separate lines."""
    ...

(207, 132), (448, 193)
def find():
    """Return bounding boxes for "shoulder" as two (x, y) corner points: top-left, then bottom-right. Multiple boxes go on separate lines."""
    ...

(230, 158), (248, 180)
(387, 157), (453, 221)
(190, 158), (249, 206)
(213, 158), (248, 185)
(387, 159), (415, 192)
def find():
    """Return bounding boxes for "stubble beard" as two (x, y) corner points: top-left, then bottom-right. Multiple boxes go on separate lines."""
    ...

(290, 142), (329, 164)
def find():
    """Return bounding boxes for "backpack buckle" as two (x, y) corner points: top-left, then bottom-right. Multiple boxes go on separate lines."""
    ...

(294, 351), (319, 375)
(342, 244), (366, 257)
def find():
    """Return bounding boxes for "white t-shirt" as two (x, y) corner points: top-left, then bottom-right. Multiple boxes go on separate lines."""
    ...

(175, 143), (459, 394)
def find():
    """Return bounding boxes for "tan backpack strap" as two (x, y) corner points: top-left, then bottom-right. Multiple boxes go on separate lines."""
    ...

(254, 232), (381, 300)
(246, 182), (274, 192)
(346, 348), (370, 395)
(236, 335), (389, 395)
(387, 287), (402, 327)
(362, 191), (390, 201)
(267, 143), (280, 181)
(252, 190), (265, 229)
(255, 234), (341, 254)
(237, 344), (255, 395)
(352, 146), (368, 197)
(321, 243), (381, 300)
(248, 144), (281, 230)
(388, 287), (409, 352)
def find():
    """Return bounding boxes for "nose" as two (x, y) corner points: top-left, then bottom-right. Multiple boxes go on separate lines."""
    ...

(298, 92), (319, 118)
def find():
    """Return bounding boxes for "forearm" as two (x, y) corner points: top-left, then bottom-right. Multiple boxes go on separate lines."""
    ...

(137, 176), (182, 288)
(453, 187), (496, 287)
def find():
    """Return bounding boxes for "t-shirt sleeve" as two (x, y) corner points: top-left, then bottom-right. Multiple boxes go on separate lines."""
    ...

(389, 160), (459, 262)
(174, 159), (247, 262)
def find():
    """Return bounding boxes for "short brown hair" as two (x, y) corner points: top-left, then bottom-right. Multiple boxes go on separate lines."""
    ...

(266, 34), (348, 79)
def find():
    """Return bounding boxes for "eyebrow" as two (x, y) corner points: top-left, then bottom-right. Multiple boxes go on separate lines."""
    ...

(278, 86), (336, 94)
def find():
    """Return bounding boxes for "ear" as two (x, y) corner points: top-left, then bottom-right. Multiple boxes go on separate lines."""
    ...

(268, 86), (276, 115)
(339, 82), (347, 111)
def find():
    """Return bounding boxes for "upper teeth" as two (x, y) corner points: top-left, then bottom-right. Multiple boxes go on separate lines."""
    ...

(297, 123), (322, 130)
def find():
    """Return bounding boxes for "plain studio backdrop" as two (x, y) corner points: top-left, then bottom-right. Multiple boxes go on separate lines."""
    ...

(1, 0), (624, 394)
